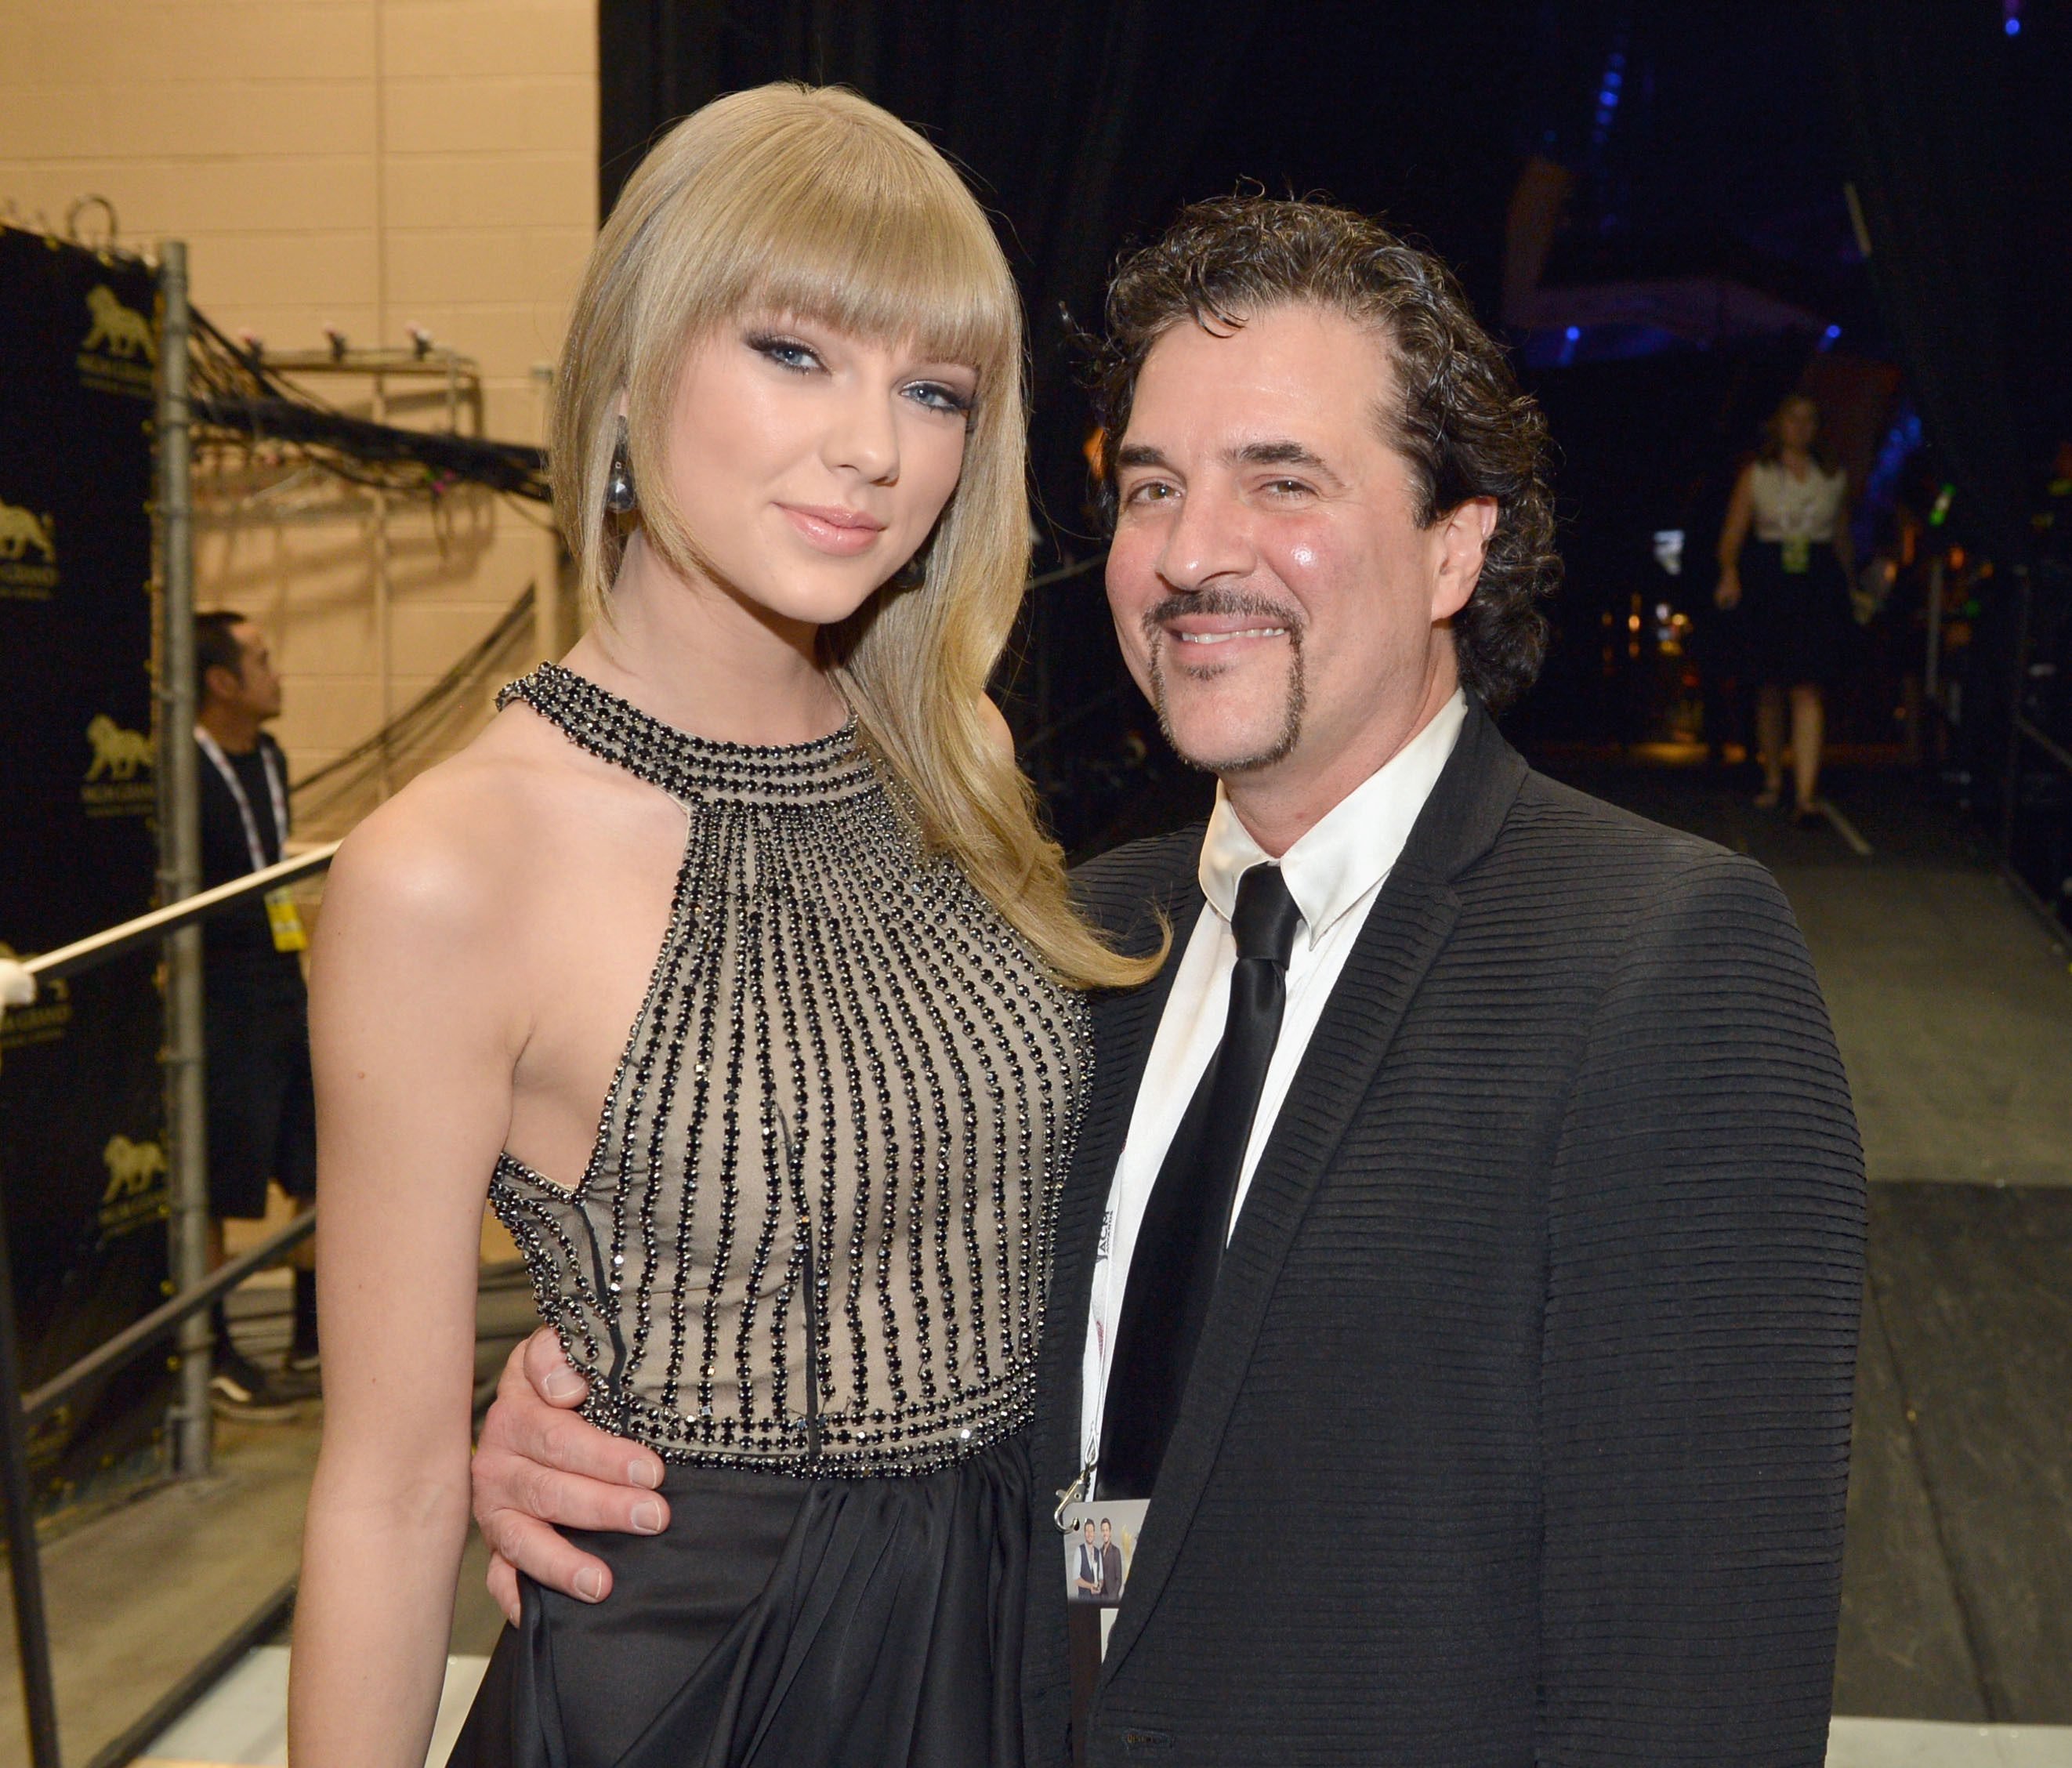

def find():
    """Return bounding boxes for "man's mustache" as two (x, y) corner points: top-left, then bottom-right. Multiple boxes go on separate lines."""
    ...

(1140, 589), (1306, 644)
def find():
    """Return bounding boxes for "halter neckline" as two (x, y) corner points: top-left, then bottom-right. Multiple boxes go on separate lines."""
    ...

(499, 661), (876, 805)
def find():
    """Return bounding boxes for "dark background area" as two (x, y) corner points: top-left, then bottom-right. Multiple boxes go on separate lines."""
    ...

(597, 0), (2072, 899)
(0, 228), (172, 1515)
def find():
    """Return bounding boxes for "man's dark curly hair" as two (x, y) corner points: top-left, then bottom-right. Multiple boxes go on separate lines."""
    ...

(1092, 196), (1559, 712)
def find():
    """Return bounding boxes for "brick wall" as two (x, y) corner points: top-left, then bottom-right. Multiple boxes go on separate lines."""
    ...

(0, 0), (597, 831)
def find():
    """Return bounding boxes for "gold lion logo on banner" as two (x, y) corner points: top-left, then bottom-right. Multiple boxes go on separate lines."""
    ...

(77, 284), (158, 398)
(102, 1134), (168, 1194)
(0, 499), (58, 601)
(81, 716), (156, 818)
(82, 286), (157, 362)
(100, 1134), (170, 1238)
(85, 715), (154, 781)
(0, 502), (55, 562)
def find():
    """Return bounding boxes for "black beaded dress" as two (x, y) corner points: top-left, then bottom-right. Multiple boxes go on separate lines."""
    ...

(451, 665), (1088, 1768)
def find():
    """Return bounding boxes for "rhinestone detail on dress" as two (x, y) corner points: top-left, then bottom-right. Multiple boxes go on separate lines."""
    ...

(487, 663), (1088, 1478)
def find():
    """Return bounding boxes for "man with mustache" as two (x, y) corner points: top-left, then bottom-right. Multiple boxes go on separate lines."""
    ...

(470, 197), (1864, 1765)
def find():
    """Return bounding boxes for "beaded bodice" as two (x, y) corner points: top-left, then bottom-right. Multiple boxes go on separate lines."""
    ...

(489, 664), (1088, 1476)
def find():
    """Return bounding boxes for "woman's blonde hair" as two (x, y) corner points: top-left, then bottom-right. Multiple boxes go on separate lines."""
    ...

(552, 83), (1157, 990)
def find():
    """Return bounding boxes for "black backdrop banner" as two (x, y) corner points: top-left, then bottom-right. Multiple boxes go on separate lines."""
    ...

(0, 225), (171, 1512)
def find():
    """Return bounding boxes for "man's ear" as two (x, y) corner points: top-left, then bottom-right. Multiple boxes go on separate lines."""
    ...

(201, 662), (240, 704)
(1431, 496), (1498, 621)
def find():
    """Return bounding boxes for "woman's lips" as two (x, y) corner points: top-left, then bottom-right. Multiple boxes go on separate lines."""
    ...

(778, 503), (886, 557)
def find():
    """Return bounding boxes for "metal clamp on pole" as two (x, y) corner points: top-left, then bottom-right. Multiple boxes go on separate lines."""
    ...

(0, 959), (33, 1022)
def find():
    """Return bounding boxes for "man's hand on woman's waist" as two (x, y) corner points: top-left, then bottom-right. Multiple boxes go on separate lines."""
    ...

(471, 1327), (670, 1623)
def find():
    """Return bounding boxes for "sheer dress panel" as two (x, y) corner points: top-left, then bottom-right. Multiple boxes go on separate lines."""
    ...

(490, 664), (1089, 1478)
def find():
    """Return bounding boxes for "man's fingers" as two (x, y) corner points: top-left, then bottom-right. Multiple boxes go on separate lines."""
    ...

(502, 1397), (665, 1491)
(475, 1440), (672, 1536)
(520, 1324), (587, 1408)
(479, 1508), (614, 1605)
(480, 1330), (665, 1491)
(486, 1549), (523, 1628)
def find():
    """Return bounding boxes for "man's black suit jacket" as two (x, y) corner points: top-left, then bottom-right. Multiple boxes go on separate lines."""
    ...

(1025, 703), (1866, 1767)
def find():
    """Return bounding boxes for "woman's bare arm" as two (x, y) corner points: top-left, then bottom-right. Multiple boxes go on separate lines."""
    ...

(288, 784), (526, 1768)
(1715, 464), (1755, 608)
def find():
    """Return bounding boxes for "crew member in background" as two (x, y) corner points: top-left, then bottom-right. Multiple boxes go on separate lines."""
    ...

(1715, 393), (1855, 820)
(195, 610), (318, 1417)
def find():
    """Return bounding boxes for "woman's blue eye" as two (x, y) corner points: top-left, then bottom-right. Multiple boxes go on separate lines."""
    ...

(752, 335), (820, 371)
(908, 382), (973, 417)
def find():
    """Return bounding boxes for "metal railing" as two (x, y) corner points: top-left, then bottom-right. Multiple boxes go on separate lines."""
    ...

(1, 853), (333, 1768)
(16, 846), (339, 991)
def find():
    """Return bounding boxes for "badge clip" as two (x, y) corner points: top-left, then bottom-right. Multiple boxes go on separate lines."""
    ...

(1054, 1461), (1093, 1533)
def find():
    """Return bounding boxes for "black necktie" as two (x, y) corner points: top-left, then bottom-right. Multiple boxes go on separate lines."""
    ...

(1099, 864), (1302, 1498)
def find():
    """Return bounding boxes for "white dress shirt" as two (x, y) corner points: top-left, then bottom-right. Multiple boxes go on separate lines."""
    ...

(1077, 691), (1467, 1473)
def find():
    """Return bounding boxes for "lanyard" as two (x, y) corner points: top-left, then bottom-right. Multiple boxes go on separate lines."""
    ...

(1053, 1201), (1117, 1528)
(195, 726), (288, 872)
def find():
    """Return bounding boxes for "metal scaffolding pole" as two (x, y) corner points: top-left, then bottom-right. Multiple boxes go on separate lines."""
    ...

(155, 240), (212, 1480)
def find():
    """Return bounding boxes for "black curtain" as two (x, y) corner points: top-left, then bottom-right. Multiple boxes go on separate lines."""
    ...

(1826, 0), (2031, 567)
(1828, 0), (2072, 836)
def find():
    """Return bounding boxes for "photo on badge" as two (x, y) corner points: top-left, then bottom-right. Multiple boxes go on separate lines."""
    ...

(1060, 1498), (1146, 1609)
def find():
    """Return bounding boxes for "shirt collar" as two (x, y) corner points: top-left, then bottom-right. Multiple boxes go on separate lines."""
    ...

(1198, 690), (1468, 950)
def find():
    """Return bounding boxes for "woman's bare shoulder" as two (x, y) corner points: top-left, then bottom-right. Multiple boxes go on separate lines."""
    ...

(321, 705), (585, 944)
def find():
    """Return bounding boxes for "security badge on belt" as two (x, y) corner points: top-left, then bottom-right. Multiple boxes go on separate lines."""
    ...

(264, 887), (307, 952)
(1780, 535), (1812, 574)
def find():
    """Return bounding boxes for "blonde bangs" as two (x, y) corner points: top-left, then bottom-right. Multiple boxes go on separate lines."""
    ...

(719, 179), (1016, 381)
(628, 90), (1018, 422)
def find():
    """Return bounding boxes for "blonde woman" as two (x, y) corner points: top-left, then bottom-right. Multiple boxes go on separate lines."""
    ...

(290, 85), (1149, 1768)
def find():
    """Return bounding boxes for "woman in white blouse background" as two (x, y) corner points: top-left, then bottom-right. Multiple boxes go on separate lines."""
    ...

(1715, 393), (1855, 818)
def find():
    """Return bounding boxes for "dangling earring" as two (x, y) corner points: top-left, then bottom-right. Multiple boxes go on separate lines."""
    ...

(604, 418), (637, 515)
(890, 543), (930, 593)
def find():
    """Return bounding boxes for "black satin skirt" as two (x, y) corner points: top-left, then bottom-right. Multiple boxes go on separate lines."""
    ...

(447, 1433), (1031, 1768)
(1742, 538), (1852, 689)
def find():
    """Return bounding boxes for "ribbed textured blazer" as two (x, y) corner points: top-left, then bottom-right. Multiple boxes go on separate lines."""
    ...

(1024, 702), (1866, 1767)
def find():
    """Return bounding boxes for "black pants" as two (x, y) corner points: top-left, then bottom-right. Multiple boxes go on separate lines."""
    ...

(204, 968), (316, 1219)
